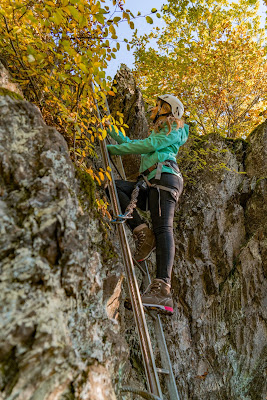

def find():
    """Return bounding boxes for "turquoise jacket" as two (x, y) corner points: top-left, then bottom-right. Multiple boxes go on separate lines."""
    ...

(107, 123), (189, 180)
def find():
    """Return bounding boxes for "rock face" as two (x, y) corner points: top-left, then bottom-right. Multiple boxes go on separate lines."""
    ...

(108, 68), (267, 398)
(170, 125), (267, 399)
(0, 61), (23, 99)
(0, 95), (128, 399)
(0, 65), (266, 400)
(107, 65), (149, 178)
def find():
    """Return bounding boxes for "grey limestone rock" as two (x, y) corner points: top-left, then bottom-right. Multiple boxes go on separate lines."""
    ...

(107, 65), (149, 178)
(1, 63), (266, 400)
(0, 61), (24, 99)
(169, 123), (267, 399)
(0, 95), (128, 400)
(108, 66), (267, 399)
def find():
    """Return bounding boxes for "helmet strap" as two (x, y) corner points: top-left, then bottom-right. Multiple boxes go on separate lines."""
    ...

(153, 112), (172, 124)
(153, 100), (172, 123)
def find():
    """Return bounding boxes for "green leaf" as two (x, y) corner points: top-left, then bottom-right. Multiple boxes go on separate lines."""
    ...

(67, 5), (80, 21)
(129, 21), (134, 29)
(156, 13), (161, 18)
(79, 63), (88, 73)
(151, 8), (157, 13)
(52, 9), (63, 25)
(95, 13), (105, 24)
(27, 44), (35, 54)
(146, 16), (153, 24)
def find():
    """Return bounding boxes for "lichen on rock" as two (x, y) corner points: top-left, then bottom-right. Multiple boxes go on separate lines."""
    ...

(169, 121), (267, 399)
(0, 61), (24, 100)
(0, 95), (128, 399)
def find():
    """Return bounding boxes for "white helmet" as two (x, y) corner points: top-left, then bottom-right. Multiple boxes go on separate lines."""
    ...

(158, 94), (184, 119)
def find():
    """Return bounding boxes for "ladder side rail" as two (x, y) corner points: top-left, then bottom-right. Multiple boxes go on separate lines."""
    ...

(154, 315), (181, 400)
(91, 83), (162, 398)
(106, 136), (126, 181)
(98, 85), (127, 181)
(143, 261), (181, 400)
(115, 224), (162, 397)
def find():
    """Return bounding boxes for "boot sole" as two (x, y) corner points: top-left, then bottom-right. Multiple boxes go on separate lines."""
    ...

(143, 303), (173, 316)
(125, 300), (173, 316)
(135, 246), (156, 262)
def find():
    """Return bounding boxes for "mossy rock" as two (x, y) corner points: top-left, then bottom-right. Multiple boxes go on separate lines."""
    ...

(0, 87), (24, 100)
(75, 167), (96, 209)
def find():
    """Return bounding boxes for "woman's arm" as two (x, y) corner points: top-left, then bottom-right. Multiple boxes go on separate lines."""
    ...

(107, 125), (189, 156)
(107, 125), (132, 144)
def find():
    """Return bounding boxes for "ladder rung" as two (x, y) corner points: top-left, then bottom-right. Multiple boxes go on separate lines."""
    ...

(156, 368), (170, 375)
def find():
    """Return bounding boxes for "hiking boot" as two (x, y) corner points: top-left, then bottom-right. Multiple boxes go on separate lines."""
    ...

(133, 224), (156, 262)
(141, 279), (173, 315)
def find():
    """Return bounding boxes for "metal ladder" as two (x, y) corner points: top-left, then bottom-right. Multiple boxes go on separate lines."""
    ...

(91, 82), (181, 400)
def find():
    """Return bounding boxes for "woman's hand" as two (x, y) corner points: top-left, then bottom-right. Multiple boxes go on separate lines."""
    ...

(104, 119), (111, 127)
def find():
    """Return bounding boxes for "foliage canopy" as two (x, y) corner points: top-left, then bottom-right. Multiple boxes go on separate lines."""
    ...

(0, 0), (142, 185)
(133, 0), (267, 138)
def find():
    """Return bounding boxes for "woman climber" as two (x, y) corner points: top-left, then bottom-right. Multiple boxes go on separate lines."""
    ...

(106, 94), (189, 315)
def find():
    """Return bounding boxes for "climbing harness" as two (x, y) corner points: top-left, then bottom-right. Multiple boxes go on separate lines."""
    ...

(142, 160), (183, 180)
(142, 160), (183, 216)
(112, 160), (183, 222)
(91, 81), (181, 400)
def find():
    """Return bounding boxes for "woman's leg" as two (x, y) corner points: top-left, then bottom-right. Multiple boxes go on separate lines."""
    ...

(114, 180), (156, 261)
(149, 173), (183, 284)
(114, 180), (148, 229)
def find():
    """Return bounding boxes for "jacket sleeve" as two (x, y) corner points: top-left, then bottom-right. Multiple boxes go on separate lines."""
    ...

(107, 125), (189, 156)
(107, 125), (132, 144)
(180, 124), (189, 146)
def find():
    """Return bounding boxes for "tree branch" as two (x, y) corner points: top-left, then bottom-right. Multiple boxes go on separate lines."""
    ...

(3, 15), (41, 105)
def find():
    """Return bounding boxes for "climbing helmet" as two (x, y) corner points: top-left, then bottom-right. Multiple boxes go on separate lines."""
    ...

(157, 94), (184, 119)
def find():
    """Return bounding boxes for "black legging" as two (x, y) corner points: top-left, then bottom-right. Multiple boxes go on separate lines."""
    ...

(115, 173), (183, 284)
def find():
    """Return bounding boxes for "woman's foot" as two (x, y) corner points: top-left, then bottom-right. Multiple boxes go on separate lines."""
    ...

(141, 279), (173, 315)
(133, 224), (156, 262)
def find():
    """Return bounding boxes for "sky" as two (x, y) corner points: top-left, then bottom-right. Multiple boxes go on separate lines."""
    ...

(106, 0), (166, 78)
(106, 0), (267, 79)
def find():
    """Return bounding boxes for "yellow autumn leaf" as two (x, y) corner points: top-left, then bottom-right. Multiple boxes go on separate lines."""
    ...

(86, 168), (94, 177)
(105, 171), (112, 181)
(102, 129), (107, 139)
(109, 25), (116, 35)
(94, 175), (101, 185)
